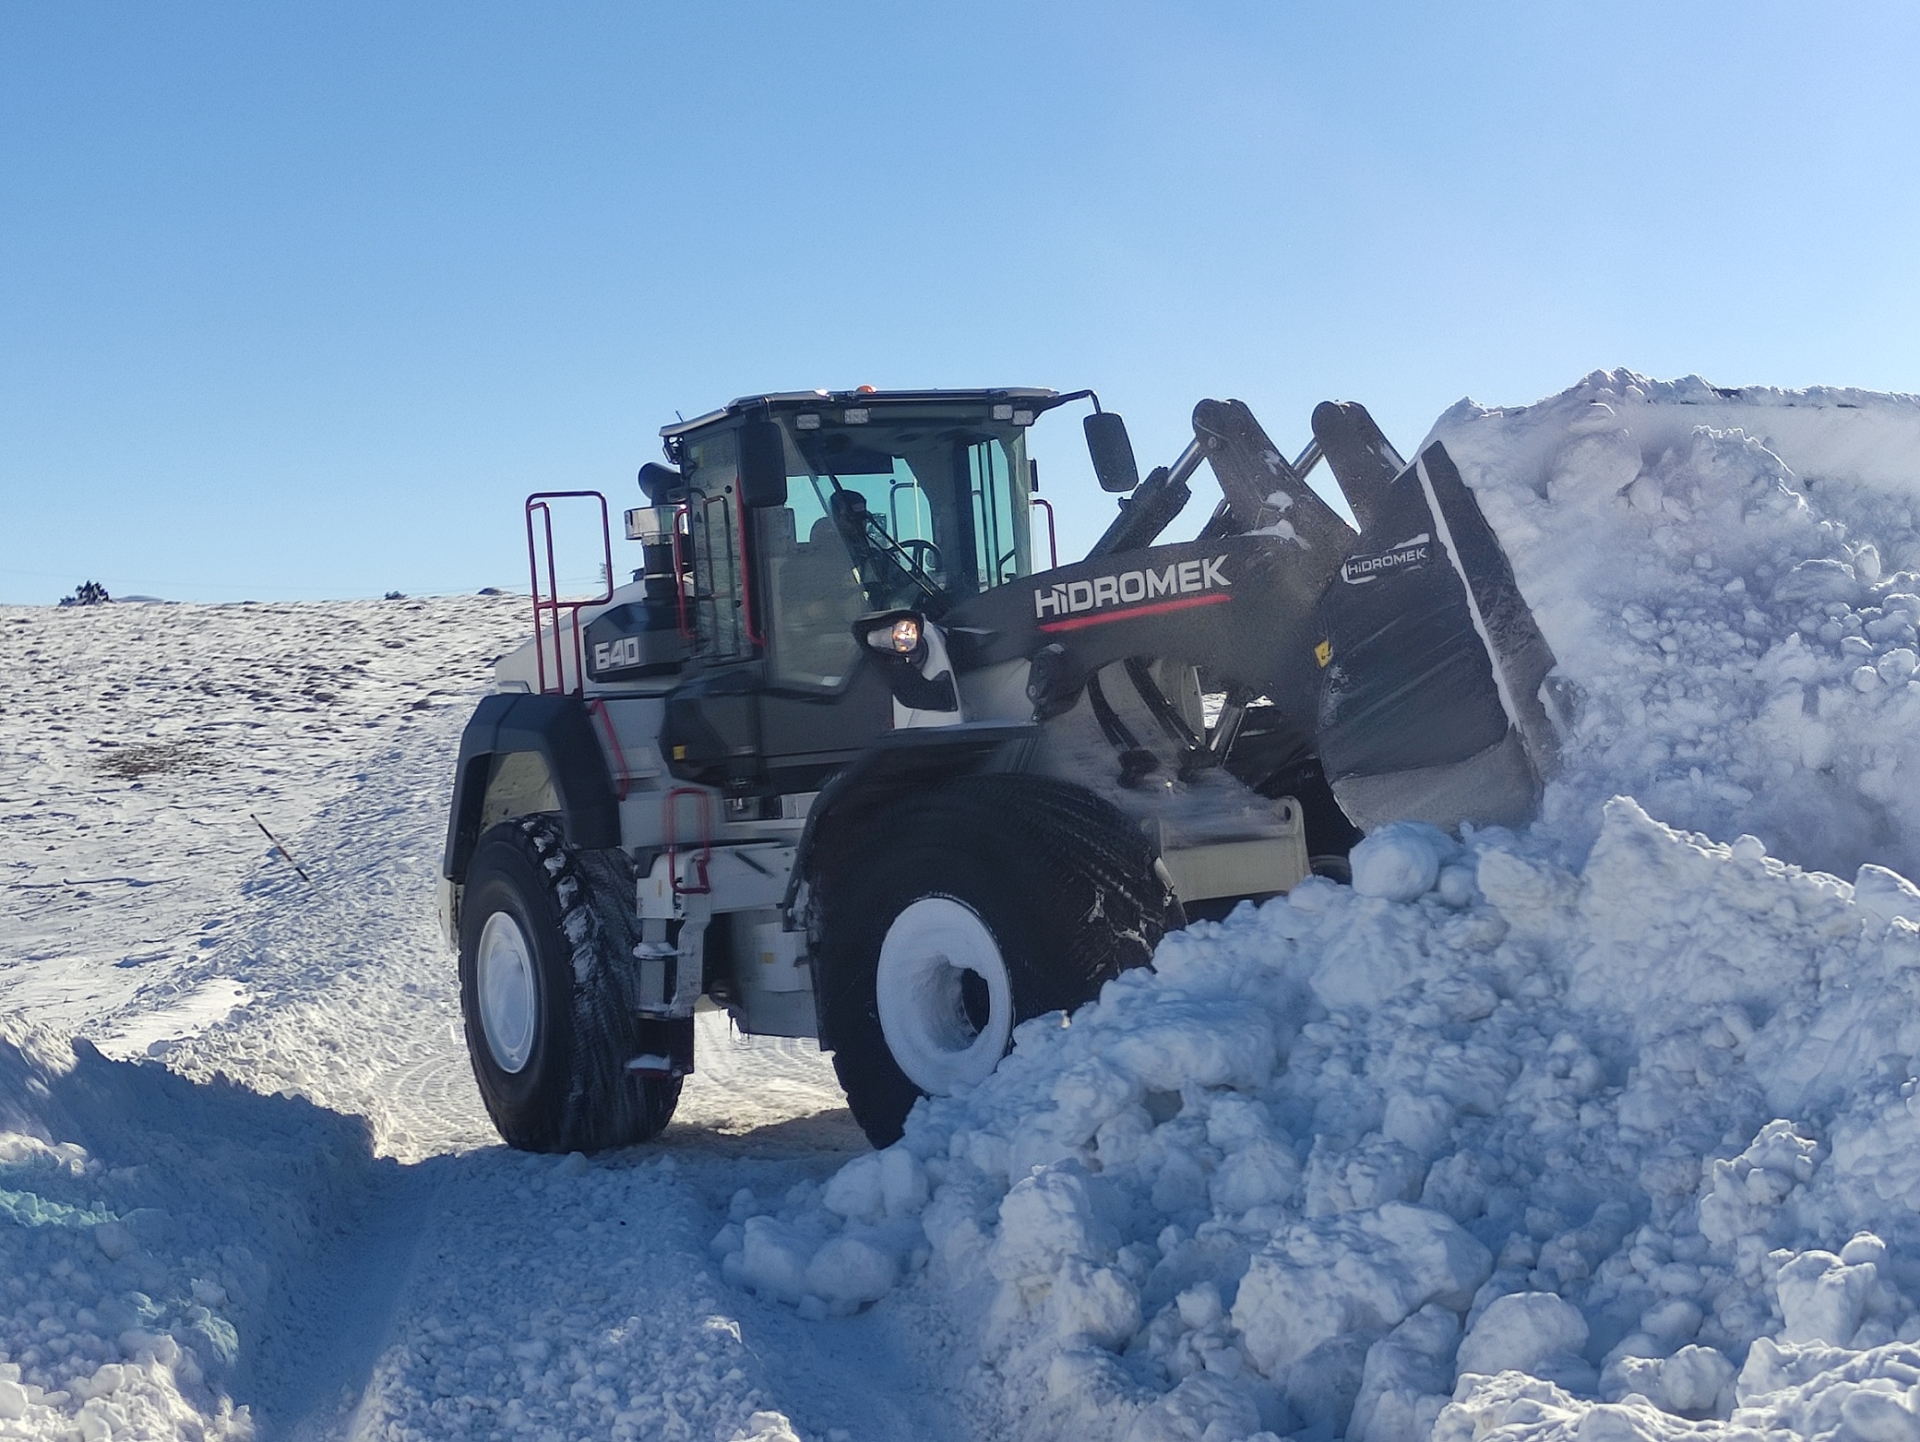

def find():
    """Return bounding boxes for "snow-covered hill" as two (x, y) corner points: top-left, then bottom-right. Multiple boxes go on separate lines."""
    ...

(7, 373), (1920, 1442)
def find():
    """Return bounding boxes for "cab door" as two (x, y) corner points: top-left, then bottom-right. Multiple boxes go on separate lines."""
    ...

(755, 479), (892, 782)
(663, 422), (890, 795)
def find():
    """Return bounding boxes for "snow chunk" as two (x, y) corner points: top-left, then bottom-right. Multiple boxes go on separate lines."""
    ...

(1351, 823), (1452, 901)
(1853, 863), (1920, 928)
(1657, 1345), (1735, 1417)
(1456, 1292), (1588, 1381)
(1350, 1304), (1461, 1442)
(1773, 558), (1862, 607)
(805, 1233), (898, 1310)
(731, 1215), (817, 1305)
(1099, 998), (1278, 1093)
(1231, 1202), (1491, 1377)
(822, 1151), (885, 1223)
(730, 1411), (803, 1442)
(1123, 1371), (1264, 1442)
(1775, 1248), (1876, 1345)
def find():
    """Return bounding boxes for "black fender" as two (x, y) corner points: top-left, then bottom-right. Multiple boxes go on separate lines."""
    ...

(782, 721), (1040, 919)
(442, 693), (621, 883)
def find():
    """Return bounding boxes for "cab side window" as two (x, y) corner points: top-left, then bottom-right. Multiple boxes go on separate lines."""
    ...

(684, 430), (746, 660)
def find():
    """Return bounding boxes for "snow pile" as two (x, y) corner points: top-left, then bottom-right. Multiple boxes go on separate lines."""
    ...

(716, 374), (1920, 1442)
(723, 805), (1920, 1442)
(1435, 373), (1920, 881)
(0, 1017), (377, 1440)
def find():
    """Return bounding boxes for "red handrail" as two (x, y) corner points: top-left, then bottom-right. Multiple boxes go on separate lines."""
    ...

(663, 787), (712, 896)
(524, 491), (614, 695)
(586, 696), (632, 801)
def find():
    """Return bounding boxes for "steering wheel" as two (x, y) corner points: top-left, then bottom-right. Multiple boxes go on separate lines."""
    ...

(898, 537), (943, 580)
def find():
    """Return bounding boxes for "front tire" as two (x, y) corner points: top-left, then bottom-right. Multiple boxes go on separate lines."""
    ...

(811, 776), (1175, 1147)
(457, 816), (680, 1152)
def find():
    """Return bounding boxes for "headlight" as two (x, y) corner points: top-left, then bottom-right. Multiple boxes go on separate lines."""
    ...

(860, 611), (930, 665)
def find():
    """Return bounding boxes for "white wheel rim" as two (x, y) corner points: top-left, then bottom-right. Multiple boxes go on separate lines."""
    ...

(477, 910), (538, 1074)
(876, 896), (1013, 1095)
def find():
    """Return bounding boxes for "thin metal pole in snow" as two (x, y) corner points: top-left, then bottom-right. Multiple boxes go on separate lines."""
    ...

(249, 813), (317, 889)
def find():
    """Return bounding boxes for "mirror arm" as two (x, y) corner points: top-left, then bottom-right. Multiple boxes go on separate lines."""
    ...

(1033, 388), (1101, 415)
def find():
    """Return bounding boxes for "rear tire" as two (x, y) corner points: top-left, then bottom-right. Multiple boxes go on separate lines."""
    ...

(457, 816), (680, 1152)
(810, 776), (1174, 1147)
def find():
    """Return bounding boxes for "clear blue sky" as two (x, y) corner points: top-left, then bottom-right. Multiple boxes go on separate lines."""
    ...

(4, 2), (1917, 604)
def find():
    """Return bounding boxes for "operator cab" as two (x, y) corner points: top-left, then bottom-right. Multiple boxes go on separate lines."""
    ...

(653, 389), (1053, 793)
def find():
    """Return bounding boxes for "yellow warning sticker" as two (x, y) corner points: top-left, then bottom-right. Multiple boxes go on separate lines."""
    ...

(1314, 640), (1332, 668)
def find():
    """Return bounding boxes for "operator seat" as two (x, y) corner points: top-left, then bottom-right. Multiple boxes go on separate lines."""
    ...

(769, 516), (865, 687)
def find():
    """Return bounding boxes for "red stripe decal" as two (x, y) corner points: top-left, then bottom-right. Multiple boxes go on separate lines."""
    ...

(1036, 591), (1231, 633)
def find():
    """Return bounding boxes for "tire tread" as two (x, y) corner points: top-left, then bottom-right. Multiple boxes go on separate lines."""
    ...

(460, 816), (680, 1153)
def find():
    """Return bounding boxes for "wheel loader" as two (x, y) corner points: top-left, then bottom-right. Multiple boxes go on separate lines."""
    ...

(438, 387), (1561, 1150)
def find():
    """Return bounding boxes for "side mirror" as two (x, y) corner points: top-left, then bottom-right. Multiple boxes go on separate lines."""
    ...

(637, 462), (687, 505)
(739, 418), (790, 509)
(1085, 411), (1140, 493)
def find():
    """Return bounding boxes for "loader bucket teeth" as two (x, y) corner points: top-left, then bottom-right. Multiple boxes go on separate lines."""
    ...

(1313, 440), (1559, 833)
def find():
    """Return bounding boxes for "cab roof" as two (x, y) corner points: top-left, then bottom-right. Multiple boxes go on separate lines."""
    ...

(659, 387), (1061, 442)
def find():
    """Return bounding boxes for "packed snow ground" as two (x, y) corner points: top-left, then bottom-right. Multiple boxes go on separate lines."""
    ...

(7, 372), (1920, 1442)
(713, 374), (1920, 1442)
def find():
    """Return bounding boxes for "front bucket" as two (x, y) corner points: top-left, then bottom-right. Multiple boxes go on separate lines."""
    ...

(1313, 441), (1560, 833)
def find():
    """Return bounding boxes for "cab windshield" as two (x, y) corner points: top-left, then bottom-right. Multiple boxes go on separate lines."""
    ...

(788, 417), (1031, 609)
(757, 412), (1033, 688)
